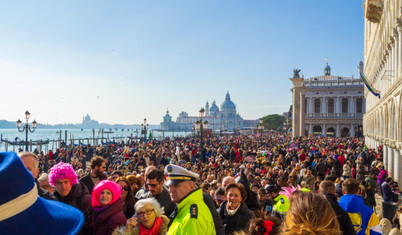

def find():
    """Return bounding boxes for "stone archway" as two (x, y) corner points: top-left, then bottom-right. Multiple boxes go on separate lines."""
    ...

(327, 127), (335, 137)
(341, 127), (350, 137)
(313, 125), (322, 136)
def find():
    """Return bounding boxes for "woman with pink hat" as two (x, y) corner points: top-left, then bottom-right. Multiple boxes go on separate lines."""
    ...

(90, 180), (127, 235)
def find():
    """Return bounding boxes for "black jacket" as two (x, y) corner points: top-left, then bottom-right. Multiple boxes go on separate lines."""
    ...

(79, 173), (107, 194)
(238, 169), (259, 210)
(52, 182), (92, 235)
(203, 192), (225, 235)
(219, 201), (255, 235)
(325, 194), (356, 235)
(36, 179), (53, 200)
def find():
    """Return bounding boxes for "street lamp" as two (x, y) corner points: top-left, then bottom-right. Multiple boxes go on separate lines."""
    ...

(258, 119), (264, 147)
(16, 110), (37, 151)
(141, 118), (149, 142)
(194, 108), (208, 163)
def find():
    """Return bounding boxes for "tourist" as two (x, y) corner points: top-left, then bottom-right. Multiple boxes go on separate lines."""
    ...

(80, 155), (107, 194)
(219, 183), (255, 234)
(281, 192), (342, 235)
(115, 198), (169, 235)
(90, 180), (127, 235)
(116, 177), (136, 219)
(138, 169), (175, 217)
(48, 162), (93, 234)
(338, 178), (379, 235)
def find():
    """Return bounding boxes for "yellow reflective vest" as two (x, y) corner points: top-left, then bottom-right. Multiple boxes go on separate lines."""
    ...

(167, 188), (216, 235)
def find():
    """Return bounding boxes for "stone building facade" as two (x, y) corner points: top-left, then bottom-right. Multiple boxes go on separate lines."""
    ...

(160, 92), (252, 132)
(362, 0), (402, 184)
(290, 64), (365, 137)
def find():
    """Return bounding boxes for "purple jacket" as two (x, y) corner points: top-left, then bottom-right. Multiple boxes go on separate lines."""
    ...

(90, 198), (126, 235)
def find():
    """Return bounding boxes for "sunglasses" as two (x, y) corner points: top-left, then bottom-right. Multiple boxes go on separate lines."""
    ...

(121, 186), (129, 191)
(146, 183), (159, 188)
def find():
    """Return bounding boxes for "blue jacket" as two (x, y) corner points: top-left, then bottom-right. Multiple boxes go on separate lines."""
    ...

(338, 194), (379, 235)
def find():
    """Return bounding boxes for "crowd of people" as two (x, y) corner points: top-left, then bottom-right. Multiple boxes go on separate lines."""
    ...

(2, 131), (402, 235)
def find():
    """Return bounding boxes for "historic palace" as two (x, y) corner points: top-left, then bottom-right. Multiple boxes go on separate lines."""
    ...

(362, 0), (402, 184)
(290, 64), (365, 138)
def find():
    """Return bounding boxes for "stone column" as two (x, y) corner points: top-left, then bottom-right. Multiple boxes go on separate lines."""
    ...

(393, 28), (399, 81)
(394, 148), (400, 184)
(336, 124), (340, 137)
(397, 19), (402, 77)
(308, 124), (313, 136)
(388, 145), (394, 177)
(336, 97), (340, 117)
(322, 124), (326, 136)
(290, 77), (304, 137)
(384, 145), (389, 171)
(309, 97), (313, 117)
(300, 87), (307, 137)
(350, 124), (354, 137)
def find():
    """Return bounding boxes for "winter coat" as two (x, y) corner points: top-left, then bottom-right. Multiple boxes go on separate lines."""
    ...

(91, 198), (127, 235)
(338, 194), (379, 235)
(219, 201), (255, 235)
(325, 194), (356, 235)
(52, 182), (92, 234)
(238, 169), (259, 210)
(112, 215), (169, 235)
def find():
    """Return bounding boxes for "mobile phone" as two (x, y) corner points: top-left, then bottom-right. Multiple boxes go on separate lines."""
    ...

(266, 205), (272, 212)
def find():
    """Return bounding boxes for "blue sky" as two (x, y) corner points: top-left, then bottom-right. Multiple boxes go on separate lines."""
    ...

(0, 0), (364, 125)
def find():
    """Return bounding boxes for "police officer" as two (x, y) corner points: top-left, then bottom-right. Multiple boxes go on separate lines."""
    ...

(165, 164), (216, 235)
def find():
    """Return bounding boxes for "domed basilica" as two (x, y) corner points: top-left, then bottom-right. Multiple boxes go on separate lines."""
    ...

(160, 92), (250, 132)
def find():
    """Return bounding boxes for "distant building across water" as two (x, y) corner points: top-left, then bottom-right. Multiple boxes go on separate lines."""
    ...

(160, 92), (258, 132)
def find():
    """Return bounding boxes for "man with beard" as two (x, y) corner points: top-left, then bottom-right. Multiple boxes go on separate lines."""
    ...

(139, 169), (176, 217)
(79, 155), (106, 194)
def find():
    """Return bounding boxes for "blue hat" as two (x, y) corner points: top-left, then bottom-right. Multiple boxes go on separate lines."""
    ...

(164, 164), (199, 186)
(0, 152), (84, 234)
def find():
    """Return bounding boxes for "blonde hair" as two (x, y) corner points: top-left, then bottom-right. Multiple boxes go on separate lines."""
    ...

(281, 192), (342, 235)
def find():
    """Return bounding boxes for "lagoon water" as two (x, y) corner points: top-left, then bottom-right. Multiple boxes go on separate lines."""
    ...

(0, 128), (191, 152)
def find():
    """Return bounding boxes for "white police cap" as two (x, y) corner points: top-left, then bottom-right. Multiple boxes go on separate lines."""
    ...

(164, 164), (199, 186)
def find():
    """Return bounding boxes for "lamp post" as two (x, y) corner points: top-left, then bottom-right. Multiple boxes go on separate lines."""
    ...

(141, 118), (149, 142)
(16, 110), (37, 151)
(258, 119), (264, 147)
(194, 108), (208, 163)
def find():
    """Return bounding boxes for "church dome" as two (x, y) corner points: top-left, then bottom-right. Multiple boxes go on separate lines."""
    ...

(220, 92), (236, 111)
(210, 100), (219, 113)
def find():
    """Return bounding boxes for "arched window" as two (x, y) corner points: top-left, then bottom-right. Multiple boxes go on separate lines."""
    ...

(342, 98), (348, 113)
(328, 98), (334, 114)
(356, 98), (363, 113)
(314, 99), (320, 113)
(313, 125), (322, 136)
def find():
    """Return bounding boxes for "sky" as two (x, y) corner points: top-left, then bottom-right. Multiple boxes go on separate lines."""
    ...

(0, 0), (364, 125)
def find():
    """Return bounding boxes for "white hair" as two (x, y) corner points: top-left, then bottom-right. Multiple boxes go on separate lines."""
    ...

(38, 173), (49, 183)
(134, 198), (164, 217)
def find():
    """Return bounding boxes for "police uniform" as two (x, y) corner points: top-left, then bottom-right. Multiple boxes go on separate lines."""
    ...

(165, 164), (216, 235)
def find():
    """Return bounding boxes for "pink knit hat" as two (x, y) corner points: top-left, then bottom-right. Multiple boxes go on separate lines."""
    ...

(92, 180), (121, 208)
(48, 162), (78, 187)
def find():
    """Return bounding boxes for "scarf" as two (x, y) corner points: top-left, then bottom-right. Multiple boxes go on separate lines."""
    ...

(226, 202), (241, 216)
(139, 217), (162, 235)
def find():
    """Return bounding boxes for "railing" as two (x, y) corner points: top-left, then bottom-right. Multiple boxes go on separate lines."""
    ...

(306, 113), (364, 118)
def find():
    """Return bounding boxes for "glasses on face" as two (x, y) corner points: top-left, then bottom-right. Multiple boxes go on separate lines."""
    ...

(121, 186), (129, 191)
(137, 209), (154, 218)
